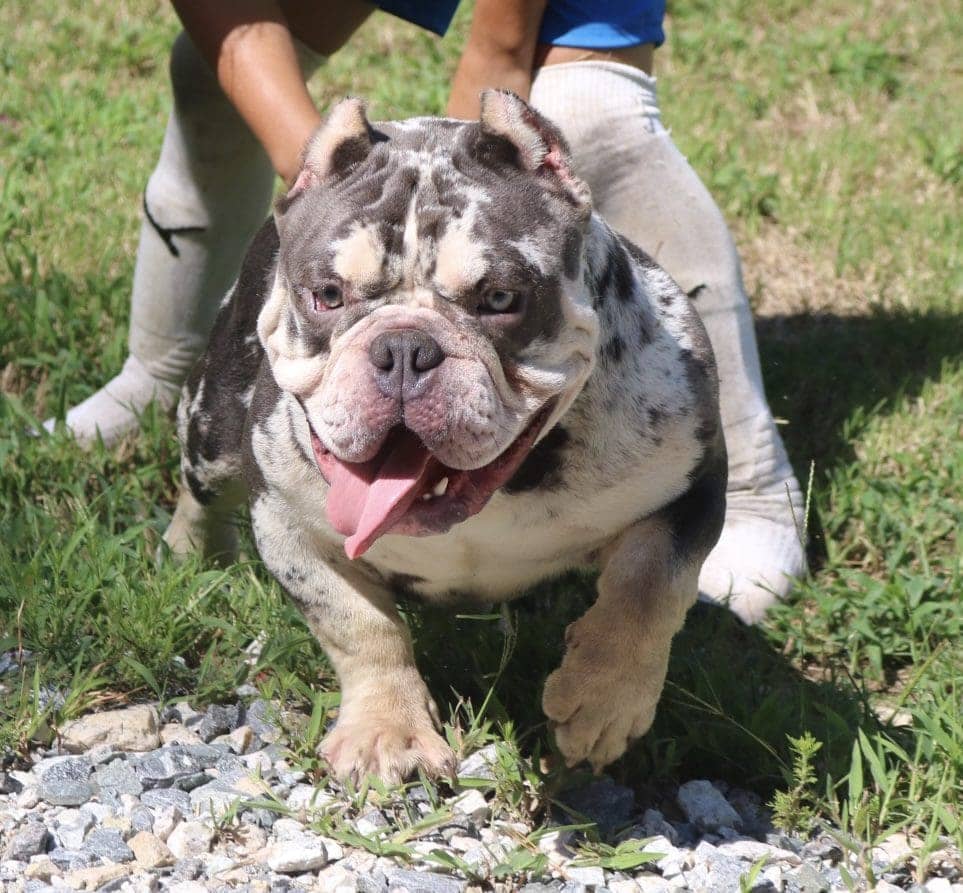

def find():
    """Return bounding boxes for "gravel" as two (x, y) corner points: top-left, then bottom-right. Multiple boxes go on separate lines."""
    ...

(1, 698), (961, 893)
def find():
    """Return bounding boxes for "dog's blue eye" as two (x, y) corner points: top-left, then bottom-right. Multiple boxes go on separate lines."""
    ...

(312, 284), (343, 311)
(483, 289), (520, 314)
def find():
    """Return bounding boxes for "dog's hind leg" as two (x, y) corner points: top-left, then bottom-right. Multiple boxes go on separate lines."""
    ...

(164, 474), (245, 565)
(163, 353), (249, 565)
(161, 219), (277, 564)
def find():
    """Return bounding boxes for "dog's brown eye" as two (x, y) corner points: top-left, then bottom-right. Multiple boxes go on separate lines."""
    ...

(481, 288), (521, 314)
(312, 283), (343, 311)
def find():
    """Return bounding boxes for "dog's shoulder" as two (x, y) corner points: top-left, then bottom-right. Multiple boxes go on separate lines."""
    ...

(504, 219), (721, 512)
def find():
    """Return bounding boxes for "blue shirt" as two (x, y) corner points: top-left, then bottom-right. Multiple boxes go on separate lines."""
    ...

(375, 0), (666, 49)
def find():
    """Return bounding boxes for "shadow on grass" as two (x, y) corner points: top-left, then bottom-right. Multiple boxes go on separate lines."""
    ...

(757, 307), (963, 472)
(411, 583), (878, 803)
(758, 306), (962, 570)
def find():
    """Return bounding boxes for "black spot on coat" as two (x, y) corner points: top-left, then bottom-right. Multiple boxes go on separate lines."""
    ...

(657, 445), (727, 566)
(504, 425), (570, 493)
(603, 334), (625, 364)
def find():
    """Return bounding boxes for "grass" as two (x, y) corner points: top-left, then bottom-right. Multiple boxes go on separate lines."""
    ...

(1, 0), (961, 883)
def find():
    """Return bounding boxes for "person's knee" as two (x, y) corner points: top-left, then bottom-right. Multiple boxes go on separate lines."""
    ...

(169, 31), (224, 109)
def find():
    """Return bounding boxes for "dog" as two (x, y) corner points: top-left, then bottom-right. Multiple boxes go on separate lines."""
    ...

(163, 91), (726, 784)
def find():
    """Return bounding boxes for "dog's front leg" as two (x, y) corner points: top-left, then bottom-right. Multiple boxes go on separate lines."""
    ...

(542, 487), (721, 771)
(262, 538), (455, 784)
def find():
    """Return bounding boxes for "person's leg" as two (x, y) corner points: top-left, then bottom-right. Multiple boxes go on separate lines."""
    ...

(44, 30), (285, 446)
(530, 61), (806, 622)
(46, 0), (376, 448)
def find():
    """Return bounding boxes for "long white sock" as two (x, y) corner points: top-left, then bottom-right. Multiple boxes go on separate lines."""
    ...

(530, 61), (807, 623)
(44, 33), (318, 447)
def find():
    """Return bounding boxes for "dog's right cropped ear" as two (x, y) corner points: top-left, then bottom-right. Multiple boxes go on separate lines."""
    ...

(279, 98), (374, 209)
(478, 89), (590, 217)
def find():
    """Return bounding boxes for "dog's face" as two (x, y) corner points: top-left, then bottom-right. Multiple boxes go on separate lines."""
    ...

(257, 93), (600, 558)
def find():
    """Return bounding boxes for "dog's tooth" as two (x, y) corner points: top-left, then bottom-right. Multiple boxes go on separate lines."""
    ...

(433, 477), (449, 496)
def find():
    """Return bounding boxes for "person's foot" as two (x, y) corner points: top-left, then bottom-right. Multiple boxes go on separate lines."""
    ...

(698, 420), (807, 624)
(42, 355), (180, 448)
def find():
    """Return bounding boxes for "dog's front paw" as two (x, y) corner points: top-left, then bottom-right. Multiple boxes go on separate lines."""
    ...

(542, 617), (668, 771)
(320, 716), (456, 785)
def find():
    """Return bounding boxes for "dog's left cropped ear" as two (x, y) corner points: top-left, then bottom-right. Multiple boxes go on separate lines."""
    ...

(279, 97), (376, 210)
(478, 89), (591, 216)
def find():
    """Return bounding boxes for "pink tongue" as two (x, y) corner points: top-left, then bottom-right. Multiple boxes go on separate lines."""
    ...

(325, 432), (435, 559)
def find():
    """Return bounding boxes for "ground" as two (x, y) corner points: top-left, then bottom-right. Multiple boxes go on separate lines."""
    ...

(0, 0), (960, 888)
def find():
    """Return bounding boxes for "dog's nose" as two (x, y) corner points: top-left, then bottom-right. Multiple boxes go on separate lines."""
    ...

(369, 330), (445, 399)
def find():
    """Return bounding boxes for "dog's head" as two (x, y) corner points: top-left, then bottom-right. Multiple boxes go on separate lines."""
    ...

(257, 92), (600, 558)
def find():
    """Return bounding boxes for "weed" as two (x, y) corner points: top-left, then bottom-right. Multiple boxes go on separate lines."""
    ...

(770, 733), (823, 835)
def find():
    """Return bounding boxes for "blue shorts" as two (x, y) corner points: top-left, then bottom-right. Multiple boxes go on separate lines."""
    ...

(375, 0), (665, 49)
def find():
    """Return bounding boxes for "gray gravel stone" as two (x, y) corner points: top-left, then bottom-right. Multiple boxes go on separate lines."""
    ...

(456, 744), (499, 781)
(0, 862), (26, 882)
(357, 871), (389, 893)
(81, 801), (114, 822)
(188, 771), (248, 815)
(172, 857), (206, 880)
(785, 862), (833, 893)
(170, 770), (213, 791)
(356, 809), (391, 836)
(562, 778), (636, 834)
(94, 759), (144, 797)
(267, 837), (328, 873)
(132, 744), (222, 787)
(241, 807), (277, 828)
(130, 804), (154, 833)
(0, 771), (23, 794)
(37, 757), (96, 806)
(386, 868), (468, 892)
(726, 787), (770, 836)
(685, 841), (747, 892)
(84, 828), (135, 863)
(564, 865), (606, 886)
(676, 780), (743, 832)
(3, 822), (49, 860)
(633, 808), (680, 846)
(198, 704), (241, 742)
(244, 700), (282, 743)
(48, 847), (99, 870)
(799, 835), (843, 863)
(53, 809), (96, 849)
(141, 787), (191, 812)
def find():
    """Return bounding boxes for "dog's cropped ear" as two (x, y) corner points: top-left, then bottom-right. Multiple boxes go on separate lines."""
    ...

(478, 89), (591, 216)
(279, 98), (376, 209)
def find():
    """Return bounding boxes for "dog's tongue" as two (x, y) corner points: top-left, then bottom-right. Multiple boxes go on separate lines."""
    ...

(325, 431), (435, 559)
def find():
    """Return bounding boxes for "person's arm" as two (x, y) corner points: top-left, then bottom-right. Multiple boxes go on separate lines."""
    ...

(447, 0), (549, 119)
(171, 0), (322, 184)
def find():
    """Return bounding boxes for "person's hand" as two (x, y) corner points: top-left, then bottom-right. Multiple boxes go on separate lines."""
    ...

(447, 0), (548, 119)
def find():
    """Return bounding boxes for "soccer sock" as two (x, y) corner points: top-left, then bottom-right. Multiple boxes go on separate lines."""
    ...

(530, 61), (807, 622)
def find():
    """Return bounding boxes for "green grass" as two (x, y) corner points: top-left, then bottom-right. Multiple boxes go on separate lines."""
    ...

(1, 0), (961, 882)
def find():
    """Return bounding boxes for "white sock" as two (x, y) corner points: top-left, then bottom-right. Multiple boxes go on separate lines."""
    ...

(44, 355), (182, 447)
(45, 33), (320, 448)
(530, 61), (807, 623)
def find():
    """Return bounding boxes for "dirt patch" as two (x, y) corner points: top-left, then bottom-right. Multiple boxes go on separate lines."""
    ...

(735, 222), (868, 318)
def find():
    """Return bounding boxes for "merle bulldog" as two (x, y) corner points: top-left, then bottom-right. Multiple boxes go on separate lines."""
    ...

(164, 91), (726, 784)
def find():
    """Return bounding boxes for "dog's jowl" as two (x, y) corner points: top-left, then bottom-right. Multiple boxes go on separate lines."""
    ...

(164, 91), (726, 784)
